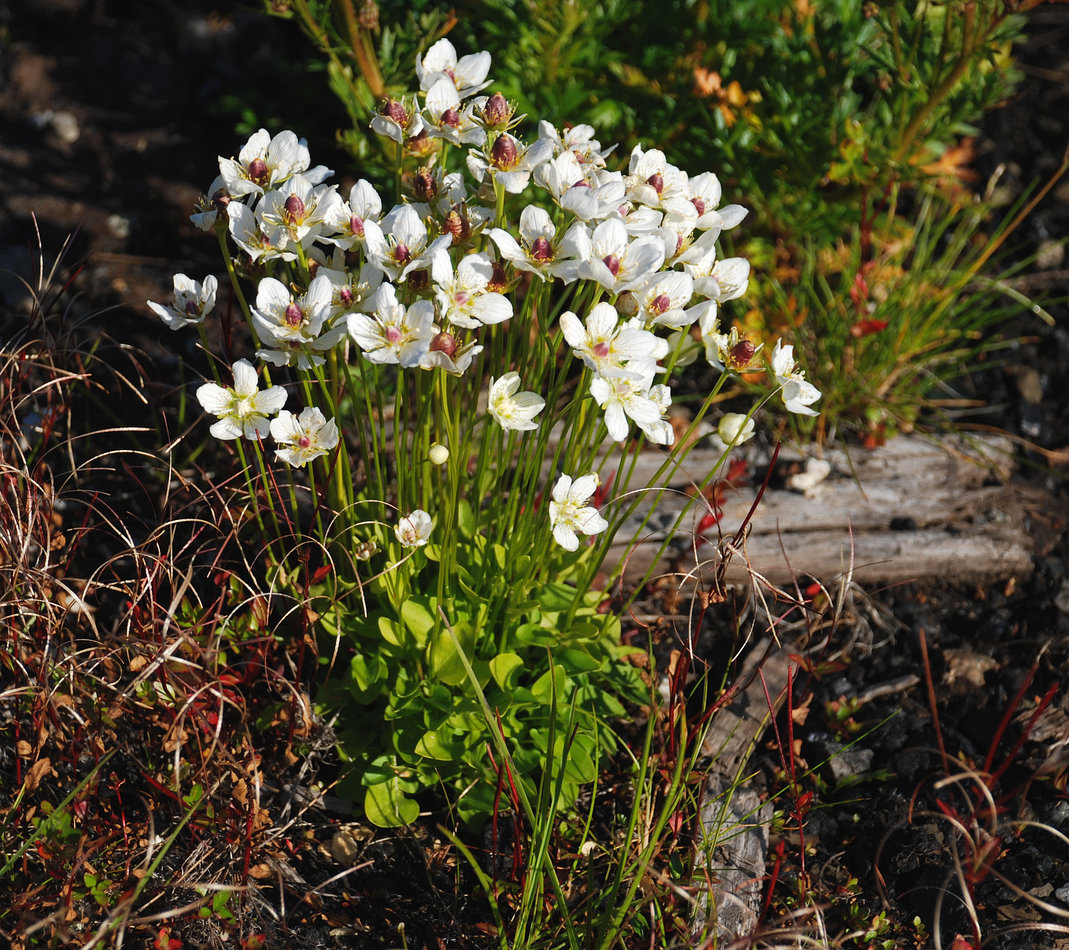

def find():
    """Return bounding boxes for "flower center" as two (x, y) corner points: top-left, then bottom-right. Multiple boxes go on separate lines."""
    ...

(650, 293), (671, 315)
(646, 172), (664, 195)
(453, 291), (471, 307)
(602, 254), (621, 277)
(385, 325), (403, 344)
(298, 435), (312, 449)
(592, 341), (611, 359)
(349, 214), (365, 237)
(491, 134), (519, 171)
(441, 107), (461, 128)
(284, 194), (306, 224)
(247, 157), (269, 186)
(339, 287), (353, 305)
(393, 243), (411, 265)
(691, 197), (706, 215)
(530, 237), (553, 262)
(283, 303), (305, 328)
(430, 331), (458, 358)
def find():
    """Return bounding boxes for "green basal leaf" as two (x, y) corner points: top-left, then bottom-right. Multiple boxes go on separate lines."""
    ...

(427, 620), (475, 686)
(490, 652), (525, 690)
(364, 776), (420, 828)
(401, 597), (437, 647)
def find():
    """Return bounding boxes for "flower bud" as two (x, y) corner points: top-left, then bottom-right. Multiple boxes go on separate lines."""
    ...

(717, 412), (756, 446)
(428, 443), (449, 465)
(487, 259), (508, 293)
(490, 134), (519, 171)
(407, 268), (431, 293)
(482, 92), (510, 127)
(358, 0), (379, 29)
(442, 208), (470, 245)
(429, 331), (457, 358)
(414, 167), (437, 202)
(284, 194), (305, 223)
(728, 338), (757, 369)
(405, 129), (435, 158)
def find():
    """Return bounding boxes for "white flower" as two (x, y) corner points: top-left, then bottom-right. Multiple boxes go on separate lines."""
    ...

(487, 206), (586, 283)
(422, 78), (487, 147)
(363, 204), (451, 282)
(396, 509), (433, 547)
(684, 172), (748, 231)
(251, 275), (345, 368)
(428, 443), (450, 465)
(560, 302), (667, 379)
(218, 128), (330, 198)
(147, 273), (217, 330)
(415, 39), (492, 99)
(196, 359), (287, 441)
(626, 145), (690, 212)
(227, 200), (297, 263)
(270, 407), (340, 467)
(347, 283), (435, 367)
(431, 249), (512, 328)
(771, 340), (822, 416)
(259, 175), (343, 251)
(589, 366), (675, 445)
(549, 473), (609, 552)
(318, 259), (383, 321)
(467, 134), (553, 194)
(370, 97), (424, 144)
(576, 218), (666, 294)
(632, 271), (696, 329)
(322, 179), (383, 250)
(488, 373), (545, 432)
(717, 412), (756, 447)
(190, 175), (227, 231)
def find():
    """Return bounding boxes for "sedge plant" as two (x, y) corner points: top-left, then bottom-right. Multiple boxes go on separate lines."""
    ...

(150, 36), (821, 827)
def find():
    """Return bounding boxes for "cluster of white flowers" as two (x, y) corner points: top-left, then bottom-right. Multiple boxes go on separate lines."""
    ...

(152, 36), (821, 553)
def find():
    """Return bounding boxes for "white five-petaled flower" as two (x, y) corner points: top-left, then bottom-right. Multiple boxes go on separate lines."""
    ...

(415, 38), (492, 99)
(487, 373), (545, 432)
(322, 179), (383, 250)
(218, 128), (330, 198)
(395, 509), (434, 548)
(148, 273), (217, 330)
(347, 283), (435, 367)
(363, 204), (451, 282)
(576, 218), (666, 294)
(196, 359), (287, 441)
(770, 340), (822, 416)
(251, 274), (346, 368)
(467, 134), (554, 194)
(560, 302), (668, 379)
(487, 205), (586, 283)
(259, 174), (343, 251)
(548, 473), (609, 552)
(270, 407), (340, 467)
(421, 78), (487, 147)
(589, 363), (675, 445)
(431, 249), (512, 329)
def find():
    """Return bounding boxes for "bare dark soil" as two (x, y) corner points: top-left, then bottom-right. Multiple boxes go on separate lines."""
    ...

(2, 2), (1069, 949)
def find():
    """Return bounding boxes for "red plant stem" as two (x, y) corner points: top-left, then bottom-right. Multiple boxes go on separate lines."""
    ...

(918, 628), (950, 776)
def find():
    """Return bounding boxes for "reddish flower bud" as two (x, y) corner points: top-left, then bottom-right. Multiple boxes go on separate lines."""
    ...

(405, 129), (435, 158)
(407, 269), (431, 293)
(284, 194), (305, 222)
(414, 168), (437, 202)
(487, 259), (508, 292)
(430, 331), (457, 358)
(383, 99), (408, 125)
(491, 134), (519, 171)
(482, 92), (510, 127)
(729, 339), (757, 368)
(530, 236), (553, 262)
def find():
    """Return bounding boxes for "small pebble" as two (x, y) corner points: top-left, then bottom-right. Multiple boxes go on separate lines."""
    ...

(50, 110), (80, 144)
(786, 457), (832, 494)
(1056, 883), (1069, 905)
(107, 214), (131, 239)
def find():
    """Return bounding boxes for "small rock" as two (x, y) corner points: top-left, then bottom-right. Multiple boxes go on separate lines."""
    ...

(1037, 238), (1065, 270)
(107, 214), (131, 239)
(50, 110), (80, 144)
(1056, 883), (1069, 906)
(786, 457), (832, 494)
(943, 648), (998, 689)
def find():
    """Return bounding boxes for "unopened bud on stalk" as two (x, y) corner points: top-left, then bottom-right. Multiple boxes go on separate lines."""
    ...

(490, 134), (519, 171)
(429, 331), (458, 359)
(482, 92), (510, 128)
(487, 259), (508, 293)
(358, 0), (379, 29)
(414, 168), (437, 201)
(442, 208), (470, 244)
(729, 338), (757, 369)
(428, 443), (449, 465)
(405, 129), (435, 158)
(407, 269), (430, 293)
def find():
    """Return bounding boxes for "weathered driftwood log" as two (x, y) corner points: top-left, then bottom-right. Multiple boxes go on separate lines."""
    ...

(609, 433), (1044, 586)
